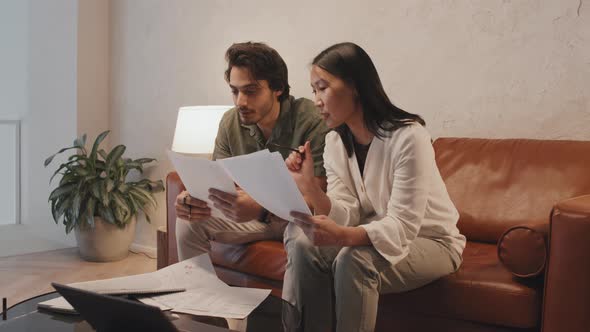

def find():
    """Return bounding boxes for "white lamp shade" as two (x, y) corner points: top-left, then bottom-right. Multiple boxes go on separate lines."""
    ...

(171, 105), (233, 154)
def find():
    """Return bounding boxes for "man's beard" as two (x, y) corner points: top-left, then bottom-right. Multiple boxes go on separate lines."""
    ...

(238, 107), (258, 125)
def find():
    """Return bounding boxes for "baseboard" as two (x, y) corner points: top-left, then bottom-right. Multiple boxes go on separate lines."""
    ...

(129, 243), (157, 259)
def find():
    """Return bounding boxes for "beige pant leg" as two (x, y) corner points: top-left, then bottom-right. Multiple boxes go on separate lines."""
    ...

(333, 237), (462, 332)
(175, 216), (286, 261)
(282, 224), (342, 332)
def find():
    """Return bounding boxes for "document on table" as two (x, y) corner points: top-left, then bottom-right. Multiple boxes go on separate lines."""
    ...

(37, 296), (77, 314)
(166, 150), (237, 219)
(39, 254), (270, 318)
(146, 285), (270, 319)
(64, 252), (217, 295)
(167, 149), (311, 223)
(138, 254), (271, 319)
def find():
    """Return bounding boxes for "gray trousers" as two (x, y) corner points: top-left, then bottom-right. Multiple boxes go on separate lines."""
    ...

(176, 216), (287, 260)
(281, 224), (462, 332)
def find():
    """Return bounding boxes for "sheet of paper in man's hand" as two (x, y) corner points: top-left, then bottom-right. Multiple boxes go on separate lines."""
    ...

(216, 150), (311, 221)
(168, 149), (311, 222)
(167, 150), (236, 219)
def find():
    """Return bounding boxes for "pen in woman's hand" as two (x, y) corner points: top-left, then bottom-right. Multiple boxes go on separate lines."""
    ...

(269, 143), (305, 158)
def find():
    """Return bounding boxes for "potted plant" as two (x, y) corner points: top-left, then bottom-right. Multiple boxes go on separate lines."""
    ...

(44, 130), (165, 261)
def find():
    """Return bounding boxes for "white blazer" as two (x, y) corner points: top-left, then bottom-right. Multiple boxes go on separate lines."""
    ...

(324, 123), (466, 265)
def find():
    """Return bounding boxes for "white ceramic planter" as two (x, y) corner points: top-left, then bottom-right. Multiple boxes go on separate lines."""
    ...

(74, 216), (136, 262)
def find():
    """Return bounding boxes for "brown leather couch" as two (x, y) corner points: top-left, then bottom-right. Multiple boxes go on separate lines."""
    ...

(158, 138), (590, 332)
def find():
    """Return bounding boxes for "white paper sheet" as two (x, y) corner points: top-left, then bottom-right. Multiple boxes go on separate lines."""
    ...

(139, 254), (271, 319)
(218, 150), (311, 221)
(170, 287), (271, 319)
(167, 150), (237, 219)
(40, 254), (270, 320)
(67, 253), (216, 294)
(38, 296), (76, 314)
(135, 297), (172, 311)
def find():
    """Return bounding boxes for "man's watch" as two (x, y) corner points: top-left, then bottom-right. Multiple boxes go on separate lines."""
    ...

(258, 208), (270, 224)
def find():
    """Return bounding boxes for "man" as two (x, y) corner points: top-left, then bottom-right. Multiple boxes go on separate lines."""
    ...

(175, 42), (328, 260)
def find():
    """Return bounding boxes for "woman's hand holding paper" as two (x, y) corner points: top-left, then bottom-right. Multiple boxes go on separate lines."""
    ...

(290, 211), (346, 246)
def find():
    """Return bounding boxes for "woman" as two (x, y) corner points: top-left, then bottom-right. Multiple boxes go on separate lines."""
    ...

(282, 42), (466, 332)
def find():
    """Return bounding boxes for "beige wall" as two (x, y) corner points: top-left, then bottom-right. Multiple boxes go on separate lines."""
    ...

(109, 0), (588, 250)
(78, 0), (111, 149)
(2, 0), (588, 255)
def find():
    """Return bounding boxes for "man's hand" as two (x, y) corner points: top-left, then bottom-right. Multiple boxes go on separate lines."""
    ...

(209, 188), (263, 223)
(175, 191), (211, 222)
(267, 214), (289, 238)
(290, 211), (346, 246)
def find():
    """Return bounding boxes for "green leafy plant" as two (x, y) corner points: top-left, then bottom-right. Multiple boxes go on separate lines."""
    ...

(44, 130), (165, 234)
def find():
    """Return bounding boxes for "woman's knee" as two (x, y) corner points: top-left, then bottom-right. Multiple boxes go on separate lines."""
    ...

(333, 247), (380, 280)
(286, 234), (317, 264)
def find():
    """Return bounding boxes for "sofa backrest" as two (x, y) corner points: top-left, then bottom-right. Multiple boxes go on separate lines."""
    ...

(433, 138), (590, 243)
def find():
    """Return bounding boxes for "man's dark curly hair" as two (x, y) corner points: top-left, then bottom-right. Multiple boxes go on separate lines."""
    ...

(224, 42), (290, 102)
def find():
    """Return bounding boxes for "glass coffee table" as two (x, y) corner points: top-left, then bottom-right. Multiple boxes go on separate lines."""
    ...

(0, 291), (294, 331)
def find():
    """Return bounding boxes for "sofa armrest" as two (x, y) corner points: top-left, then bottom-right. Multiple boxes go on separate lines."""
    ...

(542, 194), (590, 332)
(156, 226), (168, 269)
(498, 222), (548, 278)
(164, 171), (185, 266)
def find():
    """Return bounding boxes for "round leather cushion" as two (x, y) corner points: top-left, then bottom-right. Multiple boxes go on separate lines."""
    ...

(497, 224), (548, 278)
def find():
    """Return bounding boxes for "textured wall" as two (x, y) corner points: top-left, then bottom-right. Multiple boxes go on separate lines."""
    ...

(78, 0), (111, 150)
(110, 0), (590, 249)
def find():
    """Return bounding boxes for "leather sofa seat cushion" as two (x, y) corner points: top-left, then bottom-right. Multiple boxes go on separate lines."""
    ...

(497, 223), (548, 278)
(209, 241), (286, 281)
(379, 242), (542, 329)
(209, 240), (541, 329)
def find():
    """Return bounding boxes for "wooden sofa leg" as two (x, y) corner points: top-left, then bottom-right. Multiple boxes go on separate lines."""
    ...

(157, 226), (169, 270)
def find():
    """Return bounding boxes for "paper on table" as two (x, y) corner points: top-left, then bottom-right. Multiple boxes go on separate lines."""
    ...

(140, 254), (271, 319)
(37, 296), (76, 314)
(166, 150), (237, 219)
(67, 253), (216, 295)
(66, 275), (171, 295)
(150, 250), (219, 289)
(134, 297), (172, 311)
(170, 287), (271, 319)
(38, 255), (215, 313)
(218, 150), (311, 221)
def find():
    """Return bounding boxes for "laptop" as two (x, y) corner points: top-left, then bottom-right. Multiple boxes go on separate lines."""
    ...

(51, 282), (232, 332)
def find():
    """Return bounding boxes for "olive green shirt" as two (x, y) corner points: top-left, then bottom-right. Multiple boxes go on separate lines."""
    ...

(212, 96), (329, 177)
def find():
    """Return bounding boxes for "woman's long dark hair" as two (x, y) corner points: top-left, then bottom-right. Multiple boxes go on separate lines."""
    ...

(312, 42), (425, 157)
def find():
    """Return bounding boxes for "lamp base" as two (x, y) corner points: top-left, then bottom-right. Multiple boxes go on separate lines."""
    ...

(175, 152), (213, 160)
